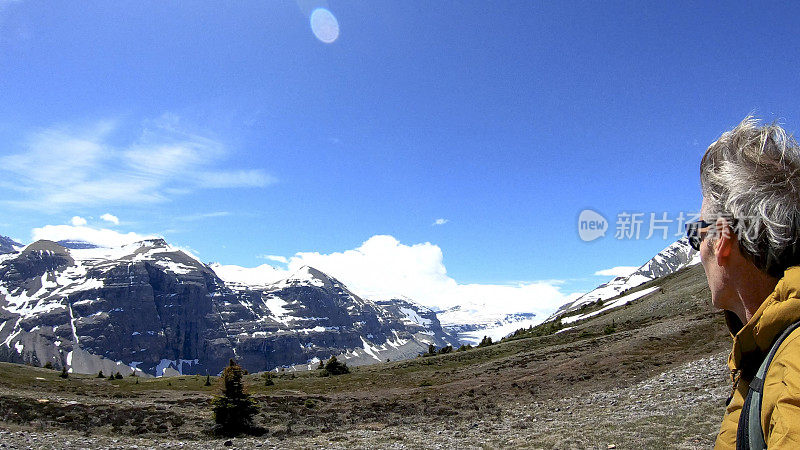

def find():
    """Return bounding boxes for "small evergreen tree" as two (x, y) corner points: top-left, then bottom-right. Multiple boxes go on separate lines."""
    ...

(211, 359), (259, 436)
(97, 370), (105, 378)
(205, 374), (212, 386)
(59, 367), (69, 379)
(323, 356), (350, 375)
(114, 372), (123, 380)
(262, 372), (274, 386)
(44, 361), (54, 370)
(317, 360), (325, 370)
(478, 336), (493, 347)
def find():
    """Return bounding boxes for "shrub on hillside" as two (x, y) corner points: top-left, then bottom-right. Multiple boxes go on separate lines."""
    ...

(424, 343), (437, 356)
(322, 356), (350, 376)
(478, 336), (493, 347)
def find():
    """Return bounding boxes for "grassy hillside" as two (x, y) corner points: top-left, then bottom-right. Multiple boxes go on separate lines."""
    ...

(0, 264), (734, 448)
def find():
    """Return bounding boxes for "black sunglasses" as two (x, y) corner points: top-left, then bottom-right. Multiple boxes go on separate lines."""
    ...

(685, 220), (713, 251)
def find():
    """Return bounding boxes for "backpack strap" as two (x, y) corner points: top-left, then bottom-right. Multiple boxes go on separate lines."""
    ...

(737, 321), (800, 450)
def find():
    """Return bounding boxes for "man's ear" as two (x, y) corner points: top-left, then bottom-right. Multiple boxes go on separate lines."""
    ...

(713, 217), (734, 265)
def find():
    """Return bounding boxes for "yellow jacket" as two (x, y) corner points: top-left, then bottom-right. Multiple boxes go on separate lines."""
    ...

(716, 266), (800, 449)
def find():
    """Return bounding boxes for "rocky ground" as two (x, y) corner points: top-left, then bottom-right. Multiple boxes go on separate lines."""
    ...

(0, 351), (730, 449)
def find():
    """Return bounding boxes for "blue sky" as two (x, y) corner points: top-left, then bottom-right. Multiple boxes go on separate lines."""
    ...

(2, 1), (800, 313)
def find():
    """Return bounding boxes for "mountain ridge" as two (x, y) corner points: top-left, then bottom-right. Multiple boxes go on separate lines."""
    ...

(549, 238), (699, 321)
(0, 238), (457, 377)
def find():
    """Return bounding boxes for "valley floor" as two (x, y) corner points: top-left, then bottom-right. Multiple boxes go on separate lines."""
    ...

(0, 350), (729, 449)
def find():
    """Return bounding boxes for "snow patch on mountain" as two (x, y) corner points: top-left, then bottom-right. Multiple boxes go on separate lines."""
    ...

(561, 286), (661, 324)
(399, 307), (432, 326)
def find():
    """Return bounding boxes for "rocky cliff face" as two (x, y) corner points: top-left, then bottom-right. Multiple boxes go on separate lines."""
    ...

(0, 239), (457, 376)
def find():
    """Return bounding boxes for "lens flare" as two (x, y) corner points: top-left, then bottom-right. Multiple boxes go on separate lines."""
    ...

(310, 8), (339, 44)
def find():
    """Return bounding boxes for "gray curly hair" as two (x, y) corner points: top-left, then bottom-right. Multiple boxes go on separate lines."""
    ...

(700, 116), (800, 278)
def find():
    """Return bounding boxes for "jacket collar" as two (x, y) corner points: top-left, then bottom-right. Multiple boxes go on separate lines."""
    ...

(728, 266), (800, 373)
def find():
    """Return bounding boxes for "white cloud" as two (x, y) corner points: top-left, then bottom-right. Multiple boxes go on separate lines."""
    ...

(100, 213), (120, 225)
(594, 266), (639, 277)
(0, 116), (275, 209)
(432, 218), (449, 226)
(278, 235), (576, 323)
(259, 254), (288, 264)
(212, 235), (576, 324)
(32, 225), (155, 248)
(70, 216), (87, 226)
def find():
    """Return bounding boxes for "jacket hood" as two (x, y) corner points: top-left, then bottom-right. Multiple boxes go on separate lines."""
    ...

(729, 265), (800, 373)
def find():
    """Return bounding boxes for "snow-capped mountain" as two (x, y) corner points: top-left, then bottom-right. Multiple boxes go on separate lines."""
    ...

(0, 236), (21, 254)
(0, 238), (457, 377)
(550, 238), (699, 319)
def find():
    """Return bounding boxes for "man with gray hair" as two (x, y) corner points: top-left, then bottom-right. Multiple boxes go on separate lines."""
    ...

(690, 116), (800, 449)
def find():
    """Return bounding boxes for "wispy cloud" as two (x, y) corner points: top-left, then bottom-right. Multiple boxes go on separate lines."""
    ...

(175, 211), (231, 222)
(0, 0), (23, 10)
(594, 266), (638, 277)
(258, 254), (288, 264)
(0, 115), (275, 209)
(432, 218), (449, 226)
(195, 170), (275, 188)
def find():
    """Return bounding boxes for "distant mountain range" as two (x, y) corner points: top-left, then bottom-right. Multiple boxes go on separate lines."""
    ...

(0, 237), (456, 377)
(0, 232), (703, 376)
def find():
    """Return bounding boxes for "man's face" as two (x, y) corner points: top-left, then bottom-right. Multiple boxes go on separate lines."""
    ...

(699, 197), (734, 311)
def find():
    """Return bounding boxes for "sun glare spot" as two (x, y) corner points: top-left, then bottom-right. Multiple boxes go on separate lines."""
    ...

(310, 8), (339, 44)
